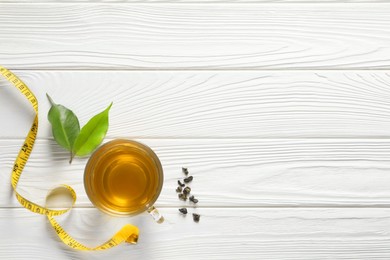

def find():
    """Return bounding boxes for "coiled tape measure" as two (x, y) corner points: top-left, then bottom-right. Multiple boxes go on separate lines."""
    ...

(0, 66), (139, 250)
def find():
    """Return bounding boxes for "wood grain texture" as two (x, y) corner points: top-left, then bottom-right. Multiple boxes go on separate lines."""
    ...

(2, 208), (390, 259)
(2, 71), (390, 138)
(2, 138), (390, 207)
(1, 0), (389, 2)
(0, 4), (390, 69)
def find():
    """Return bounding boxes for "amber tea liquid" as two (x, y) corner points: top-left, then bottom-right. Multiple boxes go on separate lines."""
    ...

(84, 139), (163, 216)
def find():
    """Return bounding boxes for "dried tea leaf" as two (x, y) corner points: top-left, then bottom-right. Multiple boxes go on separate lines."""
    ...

(183, 186), (191, 195)
(179, 208), (188, 214)
(72, 102), (112, 159)
(47, 94), (80, 153)
(192, 213), (200, 222)
(184, 176), (193, 183)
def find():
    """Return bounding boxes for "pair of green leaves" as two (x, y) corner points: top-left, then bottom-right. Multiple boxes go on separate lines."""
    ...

(46, 94), (112, 163)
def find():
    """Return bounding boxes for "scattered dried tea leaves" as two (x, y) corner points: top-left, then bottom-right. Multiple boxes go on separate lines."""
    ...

(176, 168), (201, 222)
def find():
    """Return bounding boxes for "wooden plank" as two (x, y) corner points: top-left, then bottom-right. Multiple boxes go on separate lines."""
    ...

(1, 0), (389, 3)
(2, 138), (390, 207)
(1, 208), (390, 259)
(2, 71), (390, 138)
(0, 4), (389, 69)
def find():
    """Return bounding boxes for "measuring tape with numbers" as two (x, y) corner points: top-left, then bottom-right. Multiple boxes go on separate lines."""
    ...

(0, 66), (139, 250)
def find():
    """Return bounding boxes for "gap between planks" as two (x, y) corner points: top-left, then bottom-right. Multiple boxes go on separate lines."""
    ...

(0, 2), (389, 4)
(7, 137), (390, 140)
(5, 68), (390, 71)
(5, 205), (390, 209)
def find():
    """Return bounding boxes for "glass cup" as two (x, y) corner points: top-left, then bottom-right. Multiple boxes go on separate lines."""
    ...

(84, 139), (164, 223)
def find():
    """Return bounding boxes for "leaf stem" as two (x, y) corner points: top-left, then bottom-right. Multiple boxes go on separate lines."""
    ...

(69, 152), (75, 164)
(46, 93), (55, 106)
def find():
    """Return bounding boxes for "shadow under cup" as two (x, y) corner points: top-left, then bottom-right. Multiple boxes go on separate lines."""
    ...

(84, 139), (163, 217)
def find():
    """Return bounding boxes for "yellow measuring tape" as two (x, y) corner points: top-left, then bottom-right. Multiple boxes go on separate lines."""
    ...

(0, 66), (139, 250)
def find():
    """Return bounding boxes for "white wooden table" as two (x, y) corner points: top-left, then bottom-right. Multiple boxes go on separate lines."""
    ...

(1, 1), (390, 259)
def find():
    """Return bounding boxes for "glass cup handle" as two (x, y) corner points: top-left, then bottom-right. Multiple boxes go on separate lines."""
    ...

(147, 205), (164, 224)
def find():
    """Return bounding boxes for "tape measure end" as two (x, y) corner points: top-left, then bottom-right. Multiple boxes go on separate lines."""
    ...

(126, 234), (139, 244)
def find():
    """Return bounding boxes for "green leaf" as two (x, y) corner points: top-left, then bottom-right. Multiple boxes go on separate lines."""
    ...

(46, 94), (80, 152)
(72, 102), (113, 158)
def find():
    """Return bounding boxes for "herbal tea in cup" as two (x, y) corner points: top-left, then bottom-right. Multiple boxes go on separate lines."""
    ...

(84, 139), (164, 222)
